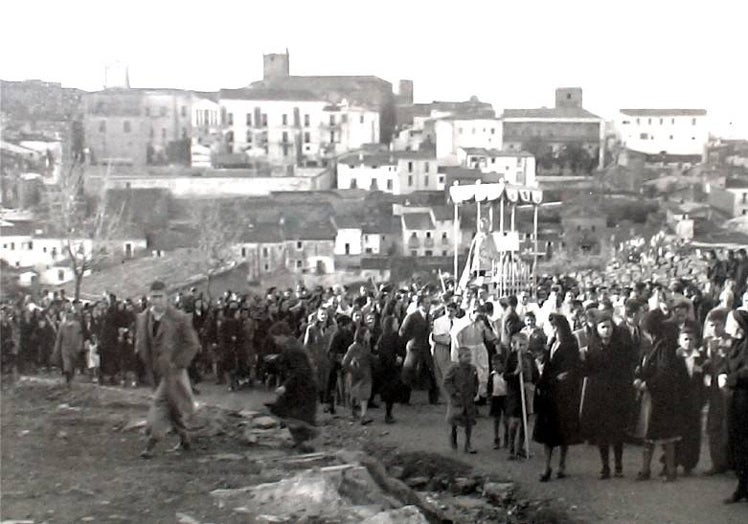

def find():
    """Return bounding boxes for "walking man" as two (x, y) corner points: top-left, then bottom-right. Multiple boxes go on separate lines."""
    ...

(136, 281), (201, 459)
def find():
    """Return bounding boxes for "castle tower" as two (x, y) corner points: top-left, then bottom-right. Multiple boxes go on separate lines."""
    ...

(263, 49), (290, 81)
(555, 87), (583, 109)
(398, 80), (414, 104)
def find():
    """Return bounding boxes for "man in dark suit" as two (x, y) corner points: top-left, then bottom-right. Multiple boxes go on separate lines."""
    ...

(136, 281), (201, 459)
(399, 295), (438, 404)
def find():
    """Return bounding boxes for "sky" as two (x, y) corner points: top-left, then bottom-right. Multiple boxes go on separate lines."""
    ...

(2, 0), (747, 136)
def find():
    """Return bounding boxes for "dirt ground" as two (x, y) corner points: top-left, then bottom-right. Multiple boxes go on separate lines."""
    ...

(2, 378), (746, 523)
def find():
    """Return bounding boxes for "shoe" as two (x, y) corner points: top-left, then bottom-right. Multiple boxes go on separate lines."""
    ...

(166, 441), (191, 454)
(384, 415), (395, 424)
(723, 491), (748, 504)
(539, 469), (552, 482)
(507, 453), (518, 461)
(464, 446), (477, 454)
(556, 471), (567, 479)
(192, 387), (201, 396)
(450, 432), (458, 450)
(139, 449), (154, 459)
(663, 474), (677, 483)
(368, 402), (380, 409)
(635, 471), (651, 481)
(614, 469), (624, 478)
(703, 467), (727, 476)
(493, 441), (501, 450)
(360, 417), (373, 426)
(600, 467), (611, 480)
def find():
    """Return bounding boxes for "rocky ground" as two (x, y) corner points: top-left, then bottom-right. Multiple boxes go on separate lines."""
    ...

(1, 377), (569, 523)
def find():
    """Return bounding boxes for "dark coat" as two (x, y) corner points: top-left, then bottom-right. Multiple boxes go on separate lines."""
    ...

(580, 328), (637, 444)
(724, 336), (748, 471)
(636, 337), (690, 441)
(399, 309), (434, 390)
(678, 350), (707, 471)
(533, 338), (583, 447)
(443, 361), (479, 427)
(376, 331), (407, 404)
(268, 341), (317, 426)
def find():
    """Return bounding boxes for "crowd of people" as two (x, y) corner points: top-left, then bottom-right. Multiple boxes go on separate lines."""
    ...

(1, 246), (747, 503)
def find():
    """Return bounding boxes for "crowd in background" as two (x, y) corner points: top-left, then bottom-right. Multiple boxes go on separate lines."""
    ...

(1, 246), (747, 502)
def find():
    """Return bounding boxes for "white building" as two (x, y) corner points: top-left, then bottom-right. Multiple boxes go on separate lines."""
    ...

(615, 109), (708, 160)
(333, 215), (363, 256)
(220, 89), (379, 166)
(457, 148), (537, 187)
(434, 117), (503, 164)
(336, 149), (441, 195)
(396, 206), (460, 257)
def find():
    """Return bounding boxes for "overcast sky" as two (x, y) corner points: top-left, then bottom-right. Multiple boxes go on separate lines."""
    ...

(2, 0), (746, 136)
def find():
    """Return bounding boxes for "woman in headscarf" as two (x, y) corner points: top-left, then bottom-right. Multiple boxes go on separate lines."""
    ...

(376, 315), (406, 424)
(722, 309), (748, 503)
(633, 309), (689, 482)
(581, 310), (637, 479)
(533, 313), (583, 482)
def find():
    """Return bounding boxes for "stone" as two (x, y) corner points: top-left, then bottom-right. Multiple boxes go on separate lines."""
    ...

(238, 409), (260, 419)
(452, 496), (485, 510)
(451, 477), (478, 495)
(56, 430), (68, 439)
(361, 505), (428, 524)
(122, 419), (147, 432)
(404, 476), (430, 489)
(209, 453), (245, 461)
(176, 512), (201, 524)
(389, 466), (405, 479)
(82, 517), (95, 522)
(482, 481), (515, 505)
(253, 416), (279, 429)
(56, 403), (81, 411)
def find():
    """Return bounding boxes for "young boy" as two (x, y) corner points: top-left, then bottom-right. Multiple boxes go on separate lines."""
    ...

(443, 346), (479, 454)
(489, 353), (508, 450)
(504, 332), (538, 460)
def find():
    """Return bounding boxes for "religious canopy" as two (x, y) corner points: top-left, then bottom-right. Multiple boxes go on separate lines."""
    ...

(449, 181), (543, 205)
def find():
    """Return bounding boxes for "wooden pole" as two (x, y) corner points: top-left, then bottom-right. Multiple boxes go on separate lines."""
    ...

(499, 197), (504, 234)
(533, 204), (539, 298)
(453, 201), (459, 282)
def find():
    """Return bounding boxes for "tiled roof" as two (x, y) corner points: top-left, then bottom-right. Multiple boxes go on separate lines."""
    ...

(219, 88), (322, 102)
(239, 225), (284, 243)
(0, 220), (35, 237)
(285, 220), (337, 241)
(725, 177), (748, 189)
(461, 147), (533, 158)
(402, 212), (435, 230)
(431, 206), (454, 221)
(338, 151), (397, 167)
(620, 109), (707, 117)
(361, 257), (390, 270)
(501, 107), (602, 120)
(334, 214), (363, 229)
(362, 216), (399, 234)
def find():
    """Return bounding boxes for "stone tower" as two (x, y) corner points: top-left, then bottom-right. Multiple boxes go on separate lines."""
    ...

(555, 87), (583, 109)
(263, 50), (290, 81)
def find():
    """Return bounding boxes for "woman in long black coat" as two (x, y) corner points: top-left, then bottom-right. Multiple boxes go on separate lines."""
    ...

(533, 313), (583, 482)
(376, 315), (406, 424)
(723, 310), (748, 503)
(581, 311), (637, 479)
(633, 309), (689, 482)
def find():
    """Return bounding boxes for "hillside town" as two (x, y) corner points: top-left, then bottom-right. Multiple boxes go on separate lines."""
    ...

(3, 45), (748, 524)
(2, 51), (747, 301)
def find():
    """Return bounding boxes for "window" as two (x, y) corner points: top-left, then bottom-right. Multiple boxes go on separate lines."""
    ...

(262, 247), (269, 257)
(411, 250), (417, 257)
(160, 107), (167, 117)
(671, 118), (675, 124)
(442, 250), (448, 256)
(262, 114), (268, 127)
(386, 179), (393, 190)
(408, 175), (413, 186)
(350, 178), (358, 189)
(458, 127), (463, 134)
(246, 113), (252, 126)
(42, 247), (47, 253)
(426, 232), (431, 238)
(639, 133), (648, 139)
(329, 114), (336, 125)
(264, 263), (269, 271)
(408, 161), (413, 173)
(442, 232), (448, 239)
(365, 247), (373, 254)
(425, 250), (433, 256)
(304, 132), (310, 144)
(424, 176), (429, 186)
(659, 118), (663, 125)
(282, 131), (289, 143)
(411, 232), (417, 238)
(241, 247), (247, 257)
(341, 114), (348, 123)
(438, 175), (445, 184)
(647, 118), (652, 125)
(636, 118), (640, 125)
(296, 241), (303, 250)
(360, 115), (364, 124)
(364, 235), (369, 242)
(246, 129), (252, 143)
(743, 193), (747, 204)
(99, 121), (106, 132)
(330, 131), (335, 143)
(296, 260), (303, 269)
(123, 121), (131, 132)
(692, 118), (697, 125)
(669, 135), (674, 140)
(424, 162), (429, 173)
(491, 128), (496, 134)
(472, 128), (476, 134)
(228, 113), (234, 125)
(282, 114), (288, 126)
(577, 225), (581, 232)
(58, 270), (65, 282)
(181, 106), (186, 118)
(304, 114), (310, 127)
(591, 225), (596, 232)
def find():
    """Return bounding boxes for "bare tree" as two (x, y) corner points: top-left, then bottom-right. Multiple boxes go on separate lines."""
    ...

(189, 200), (244, 300)
(43, 162), (124, 300)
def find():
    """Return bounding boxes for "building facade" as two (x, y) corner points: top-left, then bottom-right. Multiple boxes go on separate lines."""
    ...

(336, 148), (441, 194)
(708, 180), (748, 217)
(434, 117), (503, 164)
(615, 109), (708, 161)
(457, 148), (537, 186)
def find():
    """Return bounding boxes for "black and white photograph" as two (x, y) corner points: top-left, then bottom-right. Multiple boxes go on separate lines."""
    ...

(1, 1), (747, 522)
